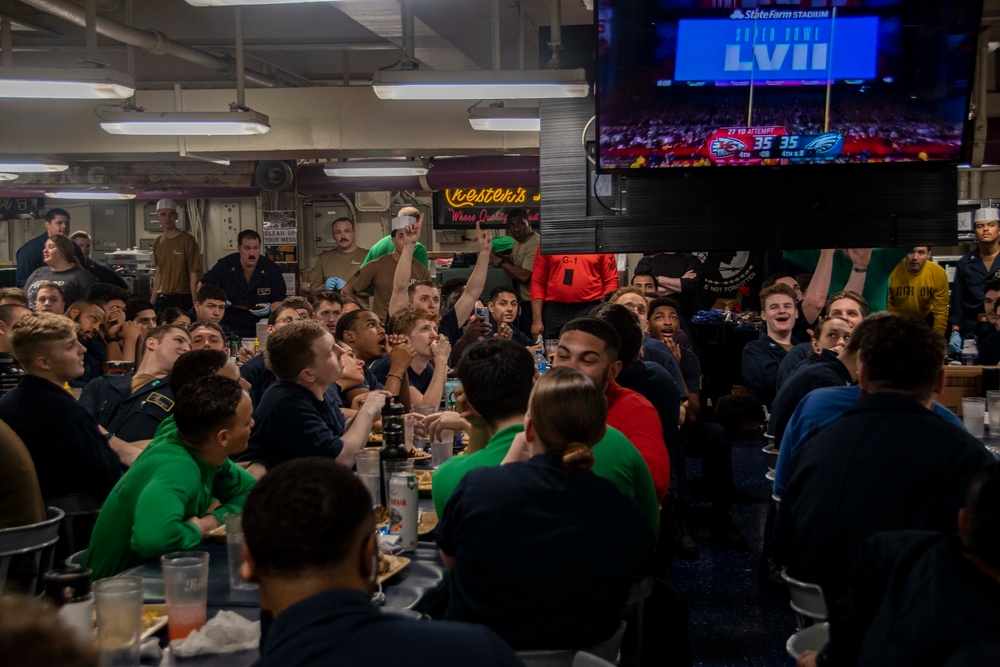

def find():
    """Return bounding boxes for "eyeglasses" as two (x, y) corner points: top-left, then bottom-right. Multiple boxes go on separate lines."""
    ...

(276, 316), (297, 325)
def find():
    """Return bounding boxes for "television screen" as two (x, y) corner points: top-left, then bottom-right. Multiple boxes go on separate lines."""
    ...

(595, 0), (981, 170)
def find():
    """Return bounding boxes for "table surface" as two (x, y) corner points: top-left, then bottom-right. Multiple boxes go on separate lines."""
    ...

(131, 500), (445, 666)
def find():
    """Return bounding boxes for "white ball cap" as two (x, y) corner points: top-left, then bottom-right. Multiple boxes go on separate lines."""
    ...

(156, 198), (178, 212)
(974, 207), (999, 223)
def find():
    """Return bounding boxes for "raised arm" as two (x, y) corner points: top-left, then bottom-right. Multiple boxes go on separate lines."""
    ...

(843, 248), (872, 295)
(387, 222), (422, 318)
(410, 337), (451, 407)
(801, 249), (835, 325)
(452, 221), (494, 325)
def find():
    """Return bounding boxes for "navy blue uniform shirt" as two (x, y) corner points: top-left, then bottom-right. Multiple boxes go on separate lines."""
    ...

(79, 373), (175, 442)
(437, 454), (654, 650)
(0, 375), (122, 499)
(239, 354), (274, 407)
(201, 253), (287, 338)
(768, 349), (851, 443)
(241, 381), (346, 468)
(258, 588), (523, 667)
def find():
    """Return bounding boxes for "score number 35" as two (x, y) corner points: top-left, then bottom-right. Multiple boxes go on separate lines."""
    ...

(753, 136), (799, 150)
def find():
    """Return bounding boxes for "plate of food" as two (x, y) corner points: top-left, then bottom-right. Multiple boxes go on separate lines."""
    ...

(206, 524), (227, 541)
(408, 447), (431, 461)
(376, 554), (410, 584)
(141, 604), (168, 640)
(414, 469), (433, 493)
(417, 510), (438, 538)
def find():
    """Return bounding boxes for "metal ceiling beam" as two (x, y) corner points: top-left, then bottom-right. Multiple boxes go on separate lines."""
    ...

(17, 0), (286, 87)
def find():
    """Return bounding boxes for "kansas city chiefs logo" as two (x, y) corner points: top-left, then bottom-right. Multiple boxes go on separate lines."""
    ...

(710, 137), (747, 158)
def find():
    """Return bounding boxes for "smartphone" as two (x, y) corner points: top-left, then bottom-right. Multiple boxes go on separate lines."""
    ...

(475, 306), (490, 322)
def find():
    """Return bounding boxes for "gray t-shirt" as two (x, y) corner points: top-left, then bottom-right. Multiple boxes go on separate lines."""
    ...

(25, 264), (97, 309)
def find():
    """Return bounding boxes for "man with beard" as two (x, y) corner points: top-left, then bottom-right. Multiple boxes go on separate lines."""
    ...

(201, 230), (287, 338)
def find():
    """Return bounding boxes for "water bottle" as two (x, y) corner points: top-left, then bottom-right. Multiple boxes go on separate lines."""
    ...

(535, 349), (548, 375)
(962, 337), (979, 366)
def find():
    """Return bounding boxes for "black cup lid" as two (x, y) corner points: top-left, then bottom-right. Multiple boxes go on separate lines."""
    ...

(43, 567), (92, 603)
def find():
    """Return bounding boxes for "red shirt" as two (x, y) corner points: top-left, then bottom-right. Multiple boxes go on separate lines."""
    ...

(605, 381), (670, 501)
(529, 250), (619, 303)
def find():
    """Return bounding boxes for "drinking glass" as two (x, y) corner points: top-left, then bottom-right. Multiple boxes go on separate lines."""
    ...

(987, 390), (1000, 435)
(410, 403), (435, 449)
(356, 449), (381, 507)
(225, 513), (257, 591)
(544, 339), (559, 360)
(431, 430), (454, 467)
(963, 397), (986, 437)
(161, 551), (209, 642)
(94, 576), (143, 667)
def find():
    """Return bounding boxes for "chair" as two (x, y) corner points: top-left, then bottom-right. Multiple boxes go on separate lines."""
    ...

(572, 652), (618, 667)
(786, 622), (830, 659)
(517, 621), (626, 667)
(780, 569), (828, 628)
(0, 506), (65, 596)
(44, 493), (102, 558)
(762, 444), (778, 470)
(624, 575), (654, 667)
(765, 469), (776, 483)
(65, 549), (88, 569)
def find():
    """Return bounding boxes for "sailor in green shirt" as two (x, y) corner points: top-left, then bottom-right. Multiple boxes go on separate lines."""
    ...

(85, 375), (256, 579)
(429, 339), (660, 537)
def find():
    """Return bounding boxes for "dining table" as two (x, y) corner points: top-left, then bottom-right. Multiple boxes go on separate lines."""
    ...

(128, 498), (445, 666)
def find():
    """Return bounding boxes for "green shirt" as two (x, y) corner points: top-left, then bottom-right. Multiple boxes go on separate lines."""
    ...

(362, 236), (428, 268)
(432, 424), (660, 537)
(83, 426), (256, 580)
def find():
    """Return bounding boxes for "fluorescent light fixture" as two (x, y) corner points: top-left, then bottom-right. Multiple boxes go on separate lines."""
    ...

(324, 160), (429, 178)
(0, 173), (18, 182)
(372, 68), (589, 100)
(469, 107), (540, 131)
(186, 0), (343, 4)
(0, 67), (134, 99)
(45, 191), (136, 200)
(100, 110), (270, 136)
(0, 162), (69, 173)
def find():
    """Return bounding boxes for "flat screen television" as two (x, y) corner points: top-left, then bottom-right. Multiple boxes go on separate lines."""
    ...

(595, 0), (982, 171)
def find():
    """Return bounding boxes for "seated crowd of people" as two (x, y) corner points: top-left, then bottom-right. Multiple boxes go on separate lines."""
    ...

(2, 208), (999, 666)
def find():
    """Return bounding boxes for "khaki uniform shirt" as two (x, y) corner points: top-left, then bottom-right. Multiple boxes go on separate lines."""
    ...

(152, 232), (202, 295)
(346, 254), (430, 321)
(313, 247), (369, 285)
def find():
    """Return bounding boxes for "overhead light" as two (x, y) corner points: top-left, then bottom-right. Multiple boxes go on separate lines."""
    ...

(100, 109), (270, 136)
(0, 67), (134, 99)
(324, 160), (429, 178)
(372, 68), (589, 100)
(186, 0), (345, 4)
(45, 191), (136, 200)
(0, 162), (69, 173)
(0, 174), (18, 182)
(469, 107), (540, 132)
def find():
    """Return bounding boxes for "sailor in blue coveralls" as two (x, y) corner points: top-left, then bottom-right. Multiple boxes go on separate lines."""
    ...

(201, 230), (286, 338)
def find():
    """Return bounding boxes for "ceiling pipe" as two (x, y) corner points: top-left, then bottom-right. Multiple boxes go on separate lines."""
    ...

(296, 155), (539, 195)
(17, 0), (282, 88)
(0, 187), (261, 199)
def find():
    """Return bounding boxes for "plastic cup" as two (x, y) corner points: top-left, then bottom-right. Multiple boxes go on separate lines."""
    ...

(383, 459), (414, 508)
(356, 449), (381, 507)
(431, 430), (454, 467)
(987, 391), (1000, 434)
(225, 514), (257, 591)
(411, 403), (435, 449)
(963, 397), (986, 437)
(544, 338), (559, 359)
(94, 576), (143, 667)
(161, 551), (209, 641)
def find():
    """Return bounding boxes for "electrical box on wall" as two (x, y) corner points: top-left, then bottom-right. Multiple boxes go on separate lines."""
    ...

(221, 202), (241, 251)
(309, 200), (353, 249)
